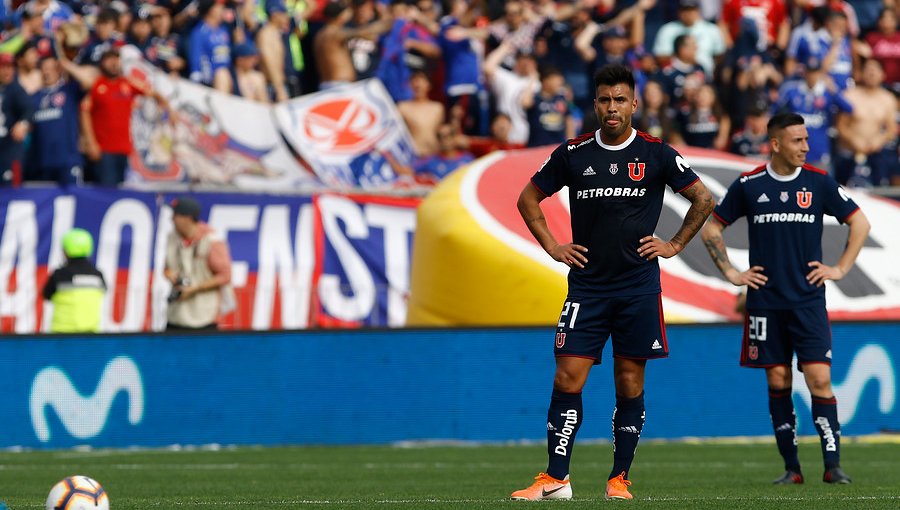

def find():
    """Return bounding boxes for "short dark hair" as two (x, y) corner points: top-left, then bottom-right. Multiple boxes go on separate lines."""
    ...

(673, 34), (692, 55)
(323, 1), (348, 20)
(593, 64), (635, 94)
(96, 8), (119, 25)
(767, 112), (804, 137)
(539, 65), (562, 80)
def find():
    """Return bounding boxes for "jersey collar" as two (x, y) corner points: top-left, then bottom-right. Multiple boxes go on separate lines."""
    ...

(766, 163), (802, 182)
(594, 128), (636, 151)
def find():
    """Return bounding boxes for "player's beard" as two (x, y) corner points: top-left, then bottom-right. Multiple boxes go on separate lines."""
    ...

(600, 115), (629, 140)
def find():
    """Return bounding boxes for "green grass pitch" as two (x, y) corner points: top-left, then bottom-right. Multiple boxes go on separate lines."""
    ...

(3, 441), (899, 509)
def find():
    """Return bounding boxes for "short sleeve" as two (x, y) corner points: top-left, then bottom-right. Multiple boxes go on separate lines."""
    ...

(42, 271), (58, 301)
(821, 174), (859, 223)
(713, 178), (746, 225)
(661, 144), (700, 193)
(529, 144), (569, 197)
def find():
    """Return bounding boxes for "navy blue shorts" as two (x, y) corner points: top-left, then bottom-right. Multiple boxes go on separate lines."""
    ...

(553, 293), (668, 364)
(741, 307), (832, 368)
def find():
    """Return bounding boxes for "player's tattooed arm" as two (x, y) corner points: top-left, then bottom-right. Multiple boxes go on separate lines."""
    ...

(701, 217), (735, 275)
(638, 180), (714, 260)
(700, 215), (768, 289)
(671, 179), (715, 249)
(518, 182), (588, 268)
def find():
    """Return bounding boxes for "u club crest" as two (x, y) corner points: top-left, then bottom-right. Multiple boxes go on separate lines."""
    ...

(796, 191), (812, 209)
(628, 162), (646, 181)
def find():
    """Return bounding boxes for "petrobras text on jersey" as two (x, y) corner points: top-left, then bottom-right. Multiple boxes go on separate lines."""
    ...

(576, 187), (647, 199)
(0, 189), (419, 333)
(752, 212), (816, 224)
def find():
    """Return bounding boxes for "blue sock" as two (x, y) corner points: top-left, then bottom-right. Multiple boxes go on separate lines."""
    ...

(546, 389), (582, 480)
(811, 394), (841, 469)
(768, 387), (801, 472)
(609, 392), (645, 480)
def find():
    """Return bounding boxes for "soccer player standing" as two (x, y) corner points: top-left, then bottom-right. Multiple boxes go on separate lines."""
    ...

(700, 112), (870, 485)
(512, 64), (714, 501)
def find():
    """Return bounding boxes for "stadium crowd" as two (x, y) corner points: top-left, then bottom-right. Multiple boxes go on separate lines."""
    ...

(0, 0), (897, 187)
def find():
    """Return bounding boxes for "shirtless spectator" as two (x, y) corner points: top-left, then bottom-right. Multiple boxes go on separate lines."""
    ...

(398, 70), (444, 157)
(315, 1), (393, 89)
(221, 43), (269, 103)
(835, 59), (899, 187)
(256, 0), (308, 101)
(315, 1), (357, 88)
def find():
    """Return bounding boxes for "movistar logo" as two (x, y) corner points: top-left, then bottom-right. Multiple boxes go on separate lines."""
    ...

(30, 356), (144, 442)
(793, 344), (896, 427)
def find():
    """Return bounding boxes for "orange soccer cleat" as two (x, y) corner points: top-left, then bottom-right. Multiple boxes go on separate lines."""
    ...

(605, 472), (633, 500)
(510, 472), (572, 501)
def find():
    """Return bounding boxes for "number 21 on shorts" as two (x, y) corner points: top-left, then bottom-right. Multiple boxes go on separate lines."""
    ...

(748, 315), (767, 341)
(558, 301), (581, 329)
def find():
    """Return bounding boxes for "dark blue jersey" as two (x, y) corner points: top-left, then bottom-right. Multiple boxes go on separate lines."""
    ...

(527, 92), (570, 147)
(29, 79), (84, 170)
(530, 128), (701, 298)
(713, 164), (860, 310)
(0, 78), (33, 147)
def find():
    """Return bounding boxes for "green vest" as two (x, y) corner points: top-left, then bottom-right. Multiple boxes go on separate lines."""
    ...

(51, 286), (104, 333)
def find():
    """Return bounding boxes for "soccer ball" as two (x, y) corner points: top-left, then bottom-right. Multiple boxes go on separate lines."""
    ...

(45, 476), (109, 510)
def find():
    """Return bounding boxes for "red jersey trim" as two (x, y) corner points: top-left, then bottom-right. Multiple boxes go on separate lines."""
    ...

(674, 177), (700, 194)
(840, 207), (861, 224)
(529, 177), (550, 198)
(657, 293), (668, 351)
(741, 165), (767, 177)
(712, 211), (731, 226)
(740, 362), (791, 368)
(566, 132), (595, 145)
(636, 130), (662, 144)
(802, 163), (828, 175)
(555, 354), (598, 362)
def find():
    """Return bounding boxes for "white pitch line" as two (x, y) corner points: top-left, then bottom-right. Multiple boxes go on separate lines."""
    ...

(8, 495), (900, 508)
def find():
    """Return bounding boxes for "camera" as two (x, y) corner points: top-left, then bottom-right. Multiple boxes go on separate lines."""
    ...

(168, 277), (190, 303)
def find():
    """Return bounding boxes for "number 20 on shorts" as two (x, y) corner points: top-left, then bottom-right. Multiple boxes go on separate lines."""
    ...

(748, 316), (767, 341)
